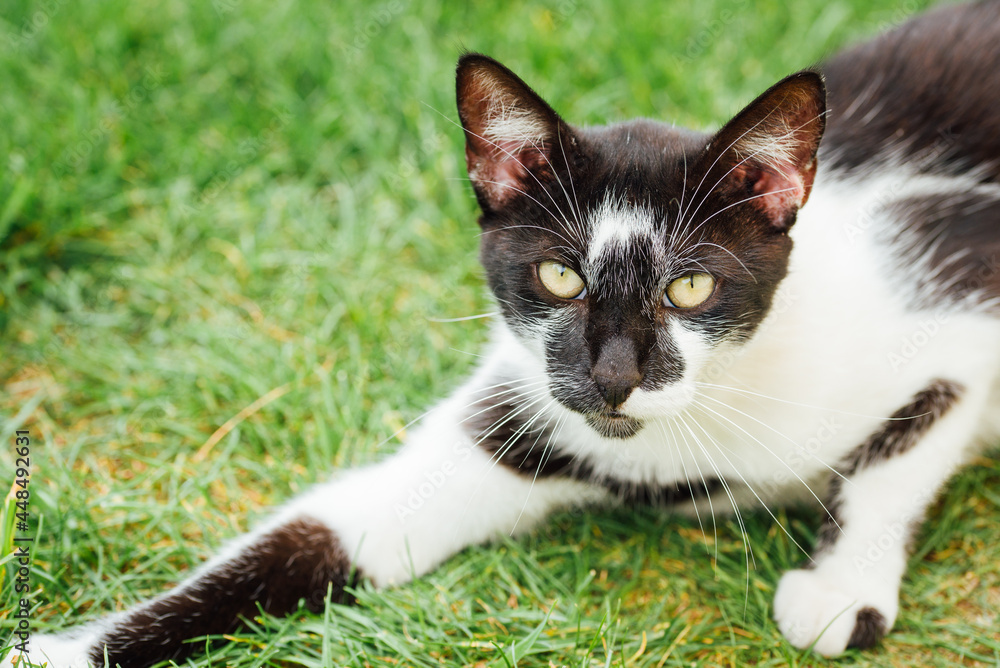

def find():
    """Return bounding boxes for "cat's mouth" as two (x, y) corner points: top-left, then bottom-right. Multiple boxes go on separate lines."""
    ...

(585, 410), (645, 439)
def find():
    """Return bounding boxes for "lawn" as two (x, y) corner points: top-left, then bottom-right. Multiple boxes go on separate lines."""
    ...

(2, 0), (999, 666)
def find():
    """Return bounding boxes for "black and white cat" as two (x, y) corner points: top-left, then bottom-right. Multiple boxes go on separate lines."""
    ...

(13, 1), (1000, 665)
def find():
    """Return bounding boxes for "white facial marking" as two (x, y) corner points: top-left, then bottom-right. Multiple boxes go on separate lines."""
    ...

(586, 194), (656, 268)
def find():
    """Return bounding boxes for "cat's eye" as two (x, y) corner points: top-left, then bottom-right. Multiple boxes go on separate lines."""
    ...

(664, 272), (716, 309)
(538, 260), (586, 299)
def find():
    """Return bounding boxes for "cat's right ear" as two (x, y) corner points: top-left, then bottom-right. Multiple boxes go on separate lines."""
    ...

(701, 70), (826, 231)
(456, 53), (569, 214)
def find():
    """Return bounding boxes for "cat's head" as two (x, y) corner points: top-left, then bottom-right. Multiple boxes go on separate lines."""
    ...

(456, 53), (825, 439)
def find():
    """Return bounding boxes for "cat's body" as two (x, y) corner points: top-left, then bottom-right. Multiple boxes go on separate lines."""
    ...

(12, 1), (1000, 665)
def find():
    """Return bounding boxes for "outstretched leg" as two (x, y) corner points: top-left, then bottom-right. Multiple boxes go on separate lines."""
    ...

(19, 517), (354, 668)
(17, 391), (603, 667)
(773, 379), (982, 656)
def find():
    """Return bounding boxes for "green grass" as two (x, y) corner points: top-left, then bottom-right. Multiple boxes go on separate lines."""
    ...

(2, 0), (999, 666)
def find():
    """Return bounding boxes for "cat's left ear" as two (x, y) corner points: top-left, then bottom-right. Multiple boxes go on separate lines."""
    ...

(704, 70), (826, 231)
(456, 53), (571, 214)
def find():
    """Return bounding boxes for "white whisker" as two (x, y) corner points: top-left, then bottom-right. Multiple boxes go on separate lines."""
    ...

(687, 403), (815, 563)
(676, 412), (752, 585)
(428, 312), (499, 323)
(695, 382), (914, 421)
(692, 396), (846, 544)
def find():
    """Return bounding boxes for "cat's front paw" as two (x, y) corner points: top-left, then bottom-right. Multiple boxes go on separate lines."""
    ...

(4, 632), (98, 668)
(773, 568), (896, 656)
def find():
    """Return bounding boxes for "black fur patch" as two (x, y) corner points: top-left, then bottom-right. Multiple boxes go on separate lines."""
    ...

(822, 1), (1000, 183)
(843, 379), (962, 475)
(92, 518), (356, 667)
(811, 486), (844, 558)
(814, 379), (962, 555)
(847, 606), (888, 650)
(886, 193), (1000, 310)
(468, 388), (723, 505)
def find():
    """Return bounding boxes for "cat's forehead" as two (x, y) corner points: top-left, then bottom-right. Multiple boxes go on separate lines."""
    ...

(573, 122), (709, 294)
(578, 120), (709, 189)
(576, 120), (710, 230)
(586, 195), (657, 262)
(581, 195), (664, 297)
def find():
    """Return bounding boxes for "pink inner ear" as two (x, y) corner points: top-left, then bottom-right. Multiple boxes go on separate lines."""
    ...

(754, 166), (805, 222)
(733, 159), (815, 230)
(466, 136), (549, 207)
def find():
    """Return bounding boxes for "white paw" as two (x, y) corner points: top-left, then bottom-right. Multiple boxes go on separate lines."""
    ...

(773, 568), (896, 657)
(3, 632), (98, 668)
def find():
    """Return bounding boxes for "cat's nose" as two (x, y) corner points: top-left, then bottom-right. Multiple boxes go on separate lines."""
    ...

(592, 336), (643, 408)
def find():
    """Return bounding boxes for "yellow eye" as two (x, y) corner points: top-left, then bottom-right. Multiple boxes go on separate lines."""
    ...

(665, 272), (715, 309)
(538, 260), (586, 299)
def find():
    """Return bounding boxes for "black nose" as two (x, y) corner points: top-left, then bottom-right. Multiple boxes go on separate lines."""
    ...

(591, 336), (642, 408)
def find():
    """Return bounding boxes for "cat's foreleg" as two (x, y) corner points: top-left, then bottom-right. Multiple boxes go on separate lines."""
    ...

(773, 379), (980, 656)
(16, 395), (601, 668)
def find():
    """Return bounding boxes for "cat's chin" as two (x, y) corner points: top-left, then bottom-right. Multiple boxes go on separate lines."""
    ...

(585, 413), (645, 439)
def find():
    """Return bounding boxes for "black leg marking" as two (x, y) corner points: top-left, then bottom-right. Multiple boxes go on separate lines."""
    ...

(814, 379), (963, 556)
(847, 606), (888, 650)
(812, 488), (844, 557)
(842, 380), (962, 475)
(469, 388), (724, 506)
(92, 517), (357, 668)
